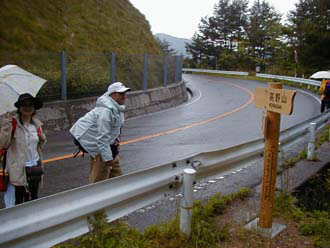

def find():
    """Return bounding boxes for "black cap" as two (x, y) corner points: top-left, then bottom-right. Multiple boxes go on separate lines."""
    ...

(14, 93), (43, 110)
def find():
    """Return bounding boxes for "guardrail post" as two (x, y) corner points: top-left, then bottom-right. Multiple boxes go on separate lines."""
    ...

(163, 55), (168, 87)
(179, 55), (183, 82)
(111, 52), (117, 83)
(143, 54), (148, 91)
(307, 122), (316, 160)
(60, 51), (67, 101)
(180, 168), (196, 236)
(175, 56), (180, 83)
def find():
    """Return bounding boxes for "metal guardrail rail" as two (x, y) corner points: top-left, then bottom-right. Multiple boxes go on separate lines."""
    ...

(182, 68), (321, 87)
(256, 73), (321, 87)
(182, 68), (249, 76)
(0, 111), (329, 248)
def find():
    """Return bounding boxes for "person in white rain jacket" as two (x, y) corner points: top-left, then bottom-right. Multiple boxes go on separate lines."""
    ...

(70, 82), (130, 183)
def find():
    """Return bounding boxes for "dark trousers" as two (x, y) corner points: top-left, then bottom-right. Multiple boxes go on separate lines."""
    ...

(321, 99), (330, 113)
(15, 179), (40, 205)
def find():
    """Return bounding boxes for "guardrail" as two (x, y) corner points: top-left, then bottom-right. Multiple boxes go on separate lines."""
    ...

(1, 110), (329, 248)
(182, 68), (249, 76)
(256, 73), (321, 87)
(182, 68), (321, 88)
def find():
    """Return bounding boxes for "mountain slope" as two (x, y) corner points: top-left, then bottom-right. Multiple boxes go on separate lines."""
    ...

(0, 0), (161, 54)
(155, 33), (192, 57)
(0, 0), (165, 99)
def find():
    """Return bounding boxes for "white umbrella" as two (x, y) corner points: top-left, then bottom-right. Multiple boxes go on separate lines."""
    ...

(310, 71), (330, 79)
(0, 65), (47, 115)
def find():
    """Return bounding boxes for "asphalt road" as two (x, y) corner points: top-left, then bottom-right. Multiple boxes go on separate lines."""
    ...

(3, 74), (321, 201)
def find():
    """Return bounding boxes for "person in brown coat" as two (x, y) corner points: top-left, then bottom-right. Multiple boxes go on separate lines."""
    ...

(0, 93), (46, 207)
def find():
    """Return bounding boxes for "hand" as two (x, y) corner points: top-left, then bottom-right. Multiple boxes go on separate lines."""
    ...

(105, 160), (113, 168)
(4, 112), (12, 120)
(1, 112), (12, 124)
(0, 112), (13, 132)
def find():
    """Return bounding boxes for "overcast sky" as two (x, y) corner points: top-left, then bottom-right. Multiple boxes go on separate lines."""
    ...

(129, 0), (299, 39)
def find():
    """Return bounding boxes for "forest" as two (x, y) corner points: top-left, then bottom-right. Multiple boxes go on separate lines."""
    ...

(185, 0), (330, 77)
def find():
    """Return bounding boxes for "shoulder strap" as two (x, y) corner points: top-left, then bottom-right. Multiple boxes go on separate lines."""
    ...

(0, 118), (17, 169)
(0, 118), (17, 153)
(37, 127), (42, 137)
(11, 118), (17, 138)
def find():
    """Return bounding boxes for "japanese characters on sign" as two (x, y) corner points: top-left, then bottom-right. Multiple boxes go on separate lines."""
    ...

(255, 87), (296, 115)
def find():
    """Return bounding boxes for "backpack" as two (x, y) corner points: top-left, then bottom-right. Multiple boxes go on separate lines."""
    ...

(324, 80), (330, 96)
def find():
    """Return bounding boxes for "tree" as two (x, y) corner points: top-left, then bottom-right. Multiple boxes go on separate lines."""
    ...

(287, 0), (330, 75)
(186, 0), (249, 69)
(156, 38), (177, 56)
(245, 0), (283, 70)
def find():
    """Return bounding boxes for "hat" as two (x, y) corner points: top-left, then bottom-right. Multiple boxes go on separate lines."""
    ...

(14, 93), (43, 110)
(107, 82), (131, 94)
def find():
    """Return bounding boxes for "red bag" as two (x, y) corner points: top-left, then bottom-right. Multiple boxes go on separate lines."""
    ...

(0, 150), (9, 192)
(0, 118), (17, 192)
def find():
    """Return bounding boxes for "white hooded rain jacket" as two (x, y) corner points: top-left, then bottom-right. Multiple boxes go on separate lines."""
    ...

(70, 93), (125, 162)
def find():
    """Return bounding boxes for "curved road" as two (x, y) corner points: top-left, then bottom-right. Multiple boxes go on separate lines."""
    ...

(20, 74), (322, 199)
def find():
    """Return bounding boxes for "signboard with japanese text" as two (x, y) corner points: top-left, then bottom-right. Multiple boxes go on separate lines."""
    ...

(255, 87), (296, 115)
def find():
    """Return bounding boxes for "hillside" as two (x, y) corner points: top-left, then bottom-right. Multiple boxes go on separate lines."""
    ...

(155, 33), (192, 57)
(0, 0), (165, 99)
(0, 0), (161, 54)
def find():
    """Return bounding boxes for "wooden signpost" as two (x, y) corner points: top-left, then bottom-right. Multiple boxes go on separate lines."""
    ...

(252, 83), (296, 235)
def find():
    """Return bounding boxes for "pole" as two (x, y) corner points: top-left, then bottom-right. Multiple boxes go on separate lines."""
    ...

(111, 52), (116, 83)
(179, 55), (183, 82)
(143, 54), (148, 91)
(259, 83), (282, 229)
(163, 55), (168, 87)
(307, 122), (316, 160)
(175, 56), (179, 83)
(180, 168), (196, 236)
(60, 51), (67, 101)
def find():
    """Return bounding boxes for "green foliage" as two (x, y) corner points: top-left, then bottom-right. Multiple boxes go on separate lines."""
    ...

(274, 192), (305, 221)
(274, 165), (330, 248)
(287, 0), (330, 75)
(0, 0), (165, 100)
(294, 167), (330, 212)
(316, 127), (330, 148)
(274, 192), (330, 248)
(187, 0), (330, 76)
(299, 211), (330, 248)
(56, 211), (153, 248)
(156, 38), (178, 56)
(0, 0), (160, 55)
(55, 188), (251, 248)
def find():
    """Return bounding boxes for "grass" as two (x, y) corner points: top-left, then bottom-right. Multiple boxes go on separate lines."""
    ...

(274, 190), (330, 248)
(54, 188), (252, 248)
(0, 0), (166, 100)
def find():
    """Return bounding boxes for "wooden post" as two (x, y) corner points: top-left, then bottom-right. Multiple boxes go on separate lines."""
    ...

(259, 83), (282, 228)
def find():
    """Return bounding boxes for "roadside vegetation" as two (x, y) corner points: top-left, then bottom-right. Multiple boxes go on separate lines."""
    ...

(55, 188), (252, 248)
(53, 173), (330, 248)
(54, 155), (330, 248)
